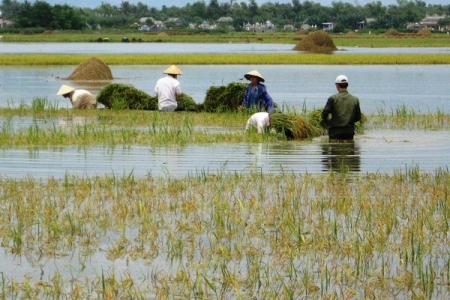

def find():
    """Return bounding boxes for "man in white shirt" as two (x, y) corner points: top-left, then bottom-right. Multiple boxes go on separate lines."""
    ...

(245, 112), (270, 133)
(56, 85), (97, 109)
(154, 65), (182, 112)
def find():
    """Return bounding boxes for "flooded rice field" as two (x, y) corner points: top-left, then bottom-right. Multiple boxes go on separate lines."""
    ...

(0, 61), (449, 181)
(1, 43), (450, 297)
(1, 64), (450, 114)
(0, 122), (449, 178)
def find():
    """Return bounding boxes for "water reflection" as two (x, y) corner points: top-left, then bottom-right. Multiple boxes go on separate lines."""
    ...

(321, 141), (361, 173)
(0, 130), (449, 178)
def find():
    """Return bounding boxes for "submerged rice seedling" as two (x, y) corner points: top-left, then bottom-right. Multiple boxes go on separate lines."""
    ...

(203, 82), (247, 112)
(0, 168), (449, 298)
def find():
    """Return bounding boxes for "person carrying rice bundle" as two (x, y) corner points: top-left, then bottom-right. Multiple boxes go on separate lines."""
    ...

(155, 65), (183, 112)
(240, 70), (275, 113)
(56, 84), (97, 109)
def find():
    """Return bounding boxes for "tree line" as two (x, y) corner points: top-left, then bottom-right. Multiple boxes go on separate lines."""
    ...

(1, 0), (450, 32)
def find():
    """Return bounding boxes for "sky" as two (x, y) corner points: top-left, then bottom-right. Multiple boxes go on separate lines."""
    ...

(40, 0), (448, 10)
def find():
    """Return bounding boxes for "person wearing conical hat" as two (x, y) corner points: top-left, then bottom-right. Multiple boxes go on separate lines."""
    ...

(154, 65), (183, 112)
(56, 84), (97, 109)
(240, 70), (274, 113)
(321, 75), (361, 140)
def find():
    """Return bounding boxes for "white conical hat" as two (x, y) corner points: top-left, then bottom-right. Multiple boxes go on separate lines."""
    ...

(164, 65), (183, 75)
(56, 84), (75, 95)
(244, 70), (264, 82)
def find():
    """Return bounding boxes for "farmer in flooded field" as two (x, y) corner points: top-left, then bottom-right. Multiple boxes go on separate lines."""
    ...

(240, 70), (275, 113)
(321, 75), (361, 140)
(56, 84), (97, 109)
(245, 111), (272, 133)
(155, 65), (182, 112)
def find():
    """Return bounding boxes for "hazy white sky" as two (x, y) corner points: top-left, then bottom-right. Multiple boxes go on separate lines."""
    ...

(43, 0), (448, 9)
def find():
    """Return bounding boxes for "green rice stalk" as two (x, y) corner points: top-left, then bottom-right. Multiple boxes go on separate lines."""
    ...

(203, 82), (247, 113)
(270, 113), (321, 139)
(96, 83), (157, 110)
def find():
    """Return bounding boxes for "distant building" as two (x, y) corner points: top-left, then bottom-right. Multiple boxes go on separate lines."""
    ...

(165, 18), (184, 26)
(300, 24), (311, 31)
(198, 21), (216, 30)
(217, 16), (233, 23)
(406, 22), (423, 31)
(421, 15), (448, 31)
(283, 24), (295, 30)
(0, 9), (13, 28)
(358, 18), (376, 29)
(322, 22), (334, 31)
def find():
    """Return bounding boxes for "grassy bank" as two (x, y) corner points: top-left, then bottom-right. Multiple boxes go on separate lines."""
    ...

(1, 53), (450, 65)
(1, 30), (450, 47)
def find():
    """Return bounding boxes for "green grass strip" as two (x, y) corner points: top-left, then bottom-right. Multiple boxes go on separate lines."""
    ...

(1, 53), (450, 65)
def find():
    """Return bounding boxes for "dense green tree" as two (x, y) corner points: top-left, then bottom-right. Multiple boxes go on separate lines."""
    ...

(3, 0), (450, 32)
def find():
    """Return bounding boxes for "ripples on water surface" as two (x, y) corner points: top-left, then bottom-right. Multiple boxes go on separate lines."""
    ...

(1, 128), (449, 178)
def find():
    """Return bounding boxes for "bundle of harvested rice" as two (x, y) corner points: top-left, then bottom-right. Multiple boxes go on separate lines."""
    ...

(292, 30), (337, 53)
(175, 93), (200, 112)
(64, 57), (113, 81)
(96, 83), (157, 110)
(203, 82), (247, 112)
(270, 113), (321, 139)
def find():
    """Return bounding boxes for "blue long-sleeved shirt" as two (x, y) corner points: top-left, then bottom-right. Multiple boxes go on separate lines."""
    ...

(242, 83), (274, 113)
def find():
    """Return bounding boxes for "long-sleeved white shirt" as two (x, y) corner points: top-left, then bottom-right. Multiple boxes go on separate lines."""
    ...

(70, 89), (97, 109)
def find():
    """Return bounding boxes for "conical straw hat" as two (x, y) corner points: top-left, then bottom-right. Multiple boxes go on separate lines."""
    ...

(244, 70), (264, 82)
(56, 84), (75, 95)
(164, 65), (183, 75)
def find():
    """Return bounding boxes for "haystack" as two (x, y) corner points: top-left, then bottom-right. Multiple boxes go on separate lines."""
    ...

(384, 29), (400, 36)
(270, 113), (321, 139)
(417, 28), (432, 36)
(203, 82), (247, 112)
(293, 30), (337, 53)
(96, 83), (157, 110)
(64, 57), (113, 81)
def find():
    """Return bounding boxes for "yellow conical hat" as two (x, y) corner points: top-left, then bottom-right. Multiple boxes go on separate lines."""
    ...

(164, 65), (183, 75)
(56, 84), (75, 95)
(244, 70), (264, 82)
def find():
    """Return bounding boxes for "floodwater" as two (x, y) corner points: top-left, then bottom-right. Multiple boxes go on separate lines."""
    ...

(1, 42), (450, 54)
(1, 42), (450, 296)
(0, 124), (449, 178)
(1, 64), (450, 114)
(0, 62), (450, 179)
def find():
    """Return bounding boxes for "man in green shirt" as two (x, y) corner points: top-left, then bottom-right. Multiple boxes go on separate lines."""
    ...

(321, 75), (361, 140)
